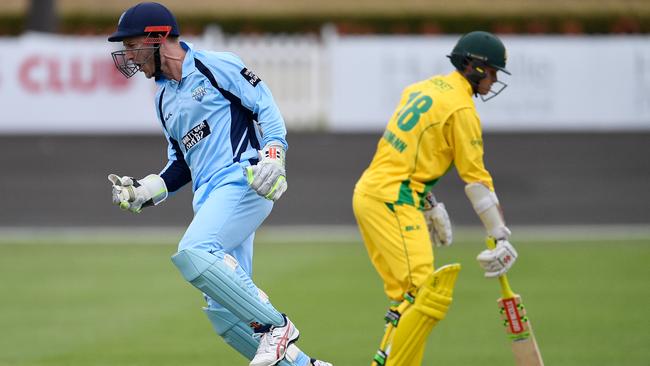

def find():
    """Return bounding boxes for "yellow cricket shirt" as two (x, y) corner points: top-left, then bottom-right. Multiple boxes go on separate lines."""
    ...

(355, 71), (494, 208)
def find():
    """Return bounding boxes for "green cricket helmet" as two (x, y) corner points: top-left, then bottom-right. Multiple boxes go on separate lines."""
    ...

(449, 31), (510, 75)
(448, 31), (510, 101)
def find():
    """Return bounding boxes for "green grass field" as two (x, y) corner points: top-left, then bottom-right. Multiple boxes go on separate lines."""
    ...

(1, 233), (649, 366)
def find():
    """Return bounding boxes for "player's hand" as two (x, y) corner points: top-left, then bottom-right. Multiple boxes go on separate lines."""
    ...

(245, 143), (287, 201)
(423, 192), (452, 247)
(476, 239), (518, 278)
(108, 173), (168, 214)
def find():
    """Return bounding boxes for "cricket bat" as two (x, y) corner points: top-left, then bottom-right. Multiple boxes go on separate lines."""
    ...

(486, 238), (544, 366)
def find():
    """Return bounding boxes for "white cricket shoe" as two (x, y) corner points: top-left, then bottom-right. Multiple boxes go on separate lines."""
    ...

(312, 360), (333, 366)
(250, 316), (300, 366)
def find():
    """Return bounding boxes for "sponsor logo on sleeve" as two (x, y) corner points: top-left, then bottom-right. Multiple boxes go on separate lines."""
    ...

(182, 120), (211, 151)
(240, 68), (261, 87)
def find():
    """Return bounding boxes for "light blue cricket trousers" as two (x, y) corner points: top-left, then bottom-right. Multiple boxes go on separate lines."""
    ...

(177, 170), (273, 310)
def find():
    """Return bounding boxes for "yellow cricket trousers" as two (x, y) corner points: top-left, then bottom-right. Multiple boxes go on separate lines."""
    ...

(352, 190), (434, 301)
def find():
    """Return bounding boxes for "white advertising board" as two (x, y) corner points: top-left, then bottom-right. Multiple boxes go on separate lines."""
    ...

(0, 33), (163, 133)
(0, 33), (648, 133)
(329, 36), (650, 131)
(0, 32), (319, 133)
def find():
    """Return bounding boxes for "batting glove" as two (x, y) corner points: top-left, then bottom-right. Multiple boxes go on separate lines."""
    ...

(476, 239), (518, 278)
(245, 143), (287, 201)
(423, 192), (453, 247)
(108, 173), (168, 214)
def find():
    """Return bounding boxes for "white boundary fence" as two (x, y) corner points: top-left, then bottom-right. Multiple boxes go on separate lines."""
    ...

(202, 26), (328, 129)
(0, 30), (648, 133)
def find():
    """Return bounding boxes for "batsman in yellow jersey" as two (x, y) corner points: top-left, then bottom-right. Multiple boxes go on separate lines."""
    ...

(353, 31), (520, 366)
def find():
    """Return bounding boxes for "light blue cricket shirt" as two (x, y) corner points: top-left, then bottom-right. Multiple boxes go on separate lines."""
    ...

(154, 41), (287, 194)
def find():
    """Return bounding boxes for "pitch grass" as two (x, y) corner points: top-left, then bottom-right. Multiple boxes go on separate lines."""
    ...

(0, 236), (649, 366)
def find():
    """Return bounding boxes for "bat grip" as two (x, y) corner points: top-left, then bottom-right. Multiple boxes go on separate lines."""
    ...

(485, 237), (517, 299)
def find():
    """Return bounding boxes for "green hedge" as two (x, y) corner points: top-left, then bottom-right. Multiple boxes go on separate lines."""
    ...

(2, 13), (648, 36)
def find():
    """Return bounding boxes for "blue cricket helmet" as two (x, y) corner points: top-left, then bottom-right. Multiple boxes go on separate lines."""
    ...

(108, 2), (180, 42)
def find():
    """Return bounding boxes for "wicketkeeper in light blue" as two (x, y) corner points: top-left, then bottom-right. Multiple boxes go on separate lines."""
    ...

(106, 3), (331, 366)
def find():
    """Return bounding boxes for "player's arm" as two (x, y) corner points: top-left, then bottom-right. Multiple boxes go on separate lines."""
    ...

(108, 115), (190, 214)
(159, 133), (192, 194)
(209, 53), (287, 201)
(449, 108), (494, 190)
(449, 108), (517, 277)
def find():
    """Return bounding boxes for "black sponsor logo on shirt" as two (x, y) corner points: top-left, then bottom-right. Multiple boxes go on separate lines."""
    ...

(240, 68), (261, 87)
(182, 120), (211, 151)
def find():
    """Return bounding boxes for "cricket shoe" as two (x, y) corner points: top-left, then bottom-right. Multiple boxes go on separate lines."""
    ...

(250, 315), (300, 366)
(311, 360), (333, 366)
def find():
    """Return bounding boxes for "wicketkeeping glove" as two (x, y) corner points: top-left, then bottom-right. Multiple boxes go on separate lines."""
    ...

(245, 143), (287, 201)
(423, 192), (453, 247)
(476, 239), (518, 278)
(108, 173), (168, 214)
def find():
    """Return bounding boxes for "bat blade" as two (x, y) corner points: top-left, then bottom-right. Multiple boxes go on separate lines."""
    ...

(486, 237), (544, 366)
(498, 293), (544, 365)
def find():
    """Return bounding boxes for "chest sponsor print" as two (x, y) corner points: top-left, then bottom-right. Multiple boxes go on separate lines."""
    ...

(182, 120), (211, 151)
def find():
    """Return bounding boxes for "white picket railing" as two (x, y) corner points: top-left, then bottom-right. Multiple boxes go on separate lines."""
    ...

(201, 26), (329, 130)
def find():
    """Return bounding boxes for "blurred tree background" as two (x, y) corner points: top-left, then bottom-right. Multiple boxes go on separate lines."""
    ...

(4, 0), (650, 35)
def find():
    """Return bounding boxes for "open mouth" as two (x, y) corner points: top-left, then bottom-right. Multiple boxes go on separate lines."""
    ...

(111, 46), (157, 78)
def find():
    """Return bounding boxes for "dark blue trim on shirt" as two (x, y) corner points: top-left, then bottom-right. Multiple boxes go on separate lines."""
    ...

(158, 87), (168, 130)
(157, 87), (192, 192)
(161, 138), (192, 193)
(194, 57), (261, 163)
(248, 114), (261, 151)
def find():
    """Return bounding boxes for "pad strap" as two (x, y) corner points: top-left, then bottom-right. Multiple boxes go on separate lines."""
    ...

(382, 264), (461, 366)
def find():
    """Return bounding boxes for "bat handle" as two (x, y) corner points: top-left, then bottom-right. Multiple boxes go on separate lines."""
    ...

(498, 273), (517, 299)
(485, 237), (517, 299)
